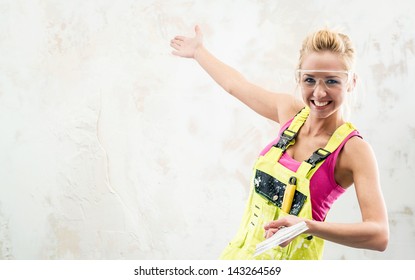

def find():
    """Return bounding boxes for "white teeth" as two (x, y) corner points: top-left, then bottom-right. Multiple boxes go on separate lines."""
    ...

(314, 101), (329, 107)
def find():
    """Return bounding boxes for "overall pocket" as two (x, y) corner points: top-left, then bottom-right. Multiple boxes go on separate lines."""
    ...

(253, 169), (306, 215)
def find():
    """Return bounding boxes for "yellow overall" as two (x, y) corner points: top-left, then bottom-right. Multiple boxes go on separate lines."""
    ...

(219, 107), (357, 260)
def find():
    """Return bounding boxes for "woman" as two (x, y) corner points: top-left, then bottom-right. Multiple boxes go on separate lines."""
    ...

(170, 25), (389, 259)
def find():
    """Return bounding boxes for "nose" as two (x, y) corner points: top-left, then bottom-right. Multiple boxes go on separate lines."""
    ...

(313, 80), (328, 98)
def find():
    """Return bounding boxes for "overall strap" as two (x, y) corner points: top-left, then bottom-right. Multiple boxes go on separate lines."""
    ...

(296, 122), (357, 179)
(274, 107), (310, 152)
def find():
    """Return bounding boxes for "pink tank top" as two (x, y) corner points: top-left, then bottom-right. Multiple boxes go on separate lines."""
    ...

(259, 119), (360, 221)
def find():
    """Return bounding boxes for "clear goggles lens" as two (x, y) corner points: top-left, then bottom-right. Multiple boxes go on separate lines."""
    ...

(296, 70), (352, 90)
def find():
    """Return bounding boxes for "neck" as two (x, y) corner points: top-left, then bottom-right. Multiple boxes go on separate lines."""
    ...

(303, 112), (345, 137)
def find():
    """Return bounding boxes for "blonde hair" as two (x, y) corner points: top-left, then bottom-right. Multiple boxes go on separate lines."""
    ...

(298, 29), (355, 70)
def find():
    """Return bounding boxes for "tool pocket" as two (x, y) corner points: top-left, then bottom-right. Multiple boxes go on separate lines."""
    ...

(253, 169), (306, 215)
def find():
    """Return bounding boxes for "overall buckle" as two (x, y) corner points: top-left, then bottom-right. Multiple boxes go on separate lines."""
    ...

(306, 148), (331, 168)
(274, 129), (297, 150)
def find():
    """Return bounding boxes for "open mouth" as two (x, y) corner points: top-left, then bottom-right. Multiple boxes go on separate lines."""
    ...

(312, 100), (332, 108)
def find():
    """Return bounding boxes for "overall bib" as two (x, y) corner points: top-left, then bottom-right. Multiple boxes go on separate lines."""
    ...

(219, 107), (357, 260)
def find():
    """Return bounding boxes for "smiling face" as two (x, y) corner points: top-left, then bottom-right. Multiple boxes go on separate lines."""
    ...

(299, 51), (353, 119)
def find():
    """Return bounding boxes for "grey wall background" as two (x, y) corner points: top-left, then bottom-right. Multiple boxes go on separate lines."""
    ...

(0, 0), (414, 259)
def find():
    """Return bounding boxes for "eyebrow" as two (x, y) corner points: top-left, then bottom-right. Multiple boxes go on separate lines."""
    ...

(296, 70), (350, 81)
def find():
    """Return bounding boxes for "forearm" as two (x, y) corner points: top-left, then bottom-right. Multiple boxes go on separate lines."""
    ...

(306, 219), (389, 251)
(193, 45), (294, 122)
(193, 45), (246, 95)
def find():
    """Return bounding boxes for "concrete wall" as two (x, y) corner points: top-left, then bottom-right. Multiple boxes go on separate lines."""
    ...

(0, 0), (414, 259)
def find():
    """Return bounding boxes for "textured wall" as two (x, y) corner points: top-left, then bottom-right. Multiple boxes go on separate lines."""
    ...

(0, 0), (414, 260)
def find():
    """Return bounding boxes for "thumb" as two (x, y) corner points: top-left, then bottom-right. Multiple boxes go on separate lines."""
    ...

(194, 25), (202, 37)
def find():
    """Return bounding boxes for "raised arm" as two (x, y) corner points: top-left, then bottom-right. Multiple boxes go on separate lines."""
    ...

(170, 25), (303, 124)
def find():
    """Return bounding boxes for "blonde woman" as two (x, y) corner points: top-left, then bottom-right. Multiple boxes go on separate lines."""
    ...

(170, 26), (389, 260)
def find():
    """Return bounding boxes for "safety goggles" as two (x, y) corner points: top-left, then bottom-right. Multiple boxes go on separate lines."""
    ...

(296, 69), (352, 91)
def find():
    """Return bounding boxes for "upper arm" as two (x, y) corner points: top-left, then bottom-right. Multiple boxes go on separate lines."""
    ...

(229, 79), (304, 124)
(343, 138), (388, 226)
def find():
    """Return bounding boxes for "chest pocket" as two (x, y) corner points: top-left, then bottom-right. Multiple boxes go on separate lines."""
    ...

(253, 169), (306, 216)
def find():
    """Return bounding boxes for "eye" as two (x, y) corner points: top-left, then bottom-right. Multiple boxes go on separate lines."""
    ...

(324, 79), (343, 88)
(303, 77), (316, 84)
(325, 79), (340, 85)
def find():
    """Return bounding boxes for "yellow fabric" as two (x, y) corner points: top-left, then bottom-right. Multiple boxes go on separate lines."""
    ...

(219, 107), (356, 260)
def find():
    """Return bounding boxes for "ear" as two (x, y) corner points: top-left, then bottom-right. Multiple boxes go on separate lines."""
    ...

(347, 73), (357, 93)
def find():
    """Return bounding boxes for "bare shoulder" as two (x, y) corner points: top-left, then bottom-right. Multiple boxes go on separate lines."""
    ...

(335, 135), (380, 188)
(338, 136), (378, 174)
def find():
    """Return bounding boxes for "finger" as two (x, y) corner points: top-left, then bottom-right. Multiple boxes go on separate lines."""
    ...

(195, 25), (201, 34)
(280, 240), (291, 248)
(265, 228), (278, 239)
(170, 43), (180, 51)
(170, 40), (181, 48)
(264, 219), (284, 230)
(171, 50), (181, 56)
(170, 40), (182, 48)
(174, 36), (186, 41)
(170, 39), (183, 46)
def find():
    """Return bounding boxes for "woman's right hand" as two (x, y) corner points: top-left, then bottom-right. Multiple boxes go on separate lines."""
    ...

(170, 25), (203, 59)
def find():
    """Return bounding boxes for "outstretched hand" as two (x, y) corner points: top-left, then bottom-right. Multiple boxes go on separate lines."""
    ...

(170, 25), (203, 58)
